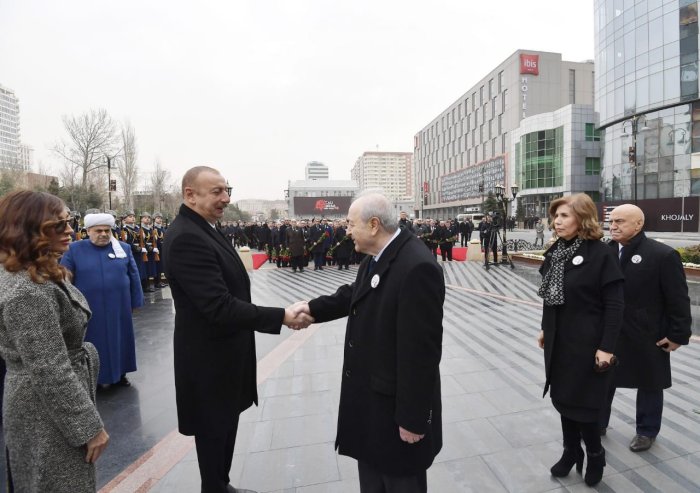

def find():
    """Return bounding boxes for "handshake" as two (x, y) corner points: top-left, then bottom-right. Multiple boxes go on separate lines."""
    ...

(283, 301), (314, 330)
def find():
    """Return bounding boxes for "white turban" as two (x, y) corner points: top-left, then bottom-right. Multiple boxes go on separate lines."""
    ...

(84, 213), (115, 229)
(83, 213), (126, 258)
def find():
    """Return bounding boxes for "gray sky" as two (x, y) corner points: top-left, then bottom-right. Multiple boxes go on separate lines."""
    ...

(1, 0), (594, 201)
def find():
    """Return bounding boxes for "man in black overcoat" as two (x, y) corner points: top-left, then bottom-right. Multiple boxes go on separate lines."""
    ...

(291, 193), (444, 492)
(601, 204), (692, 452)
(163, 166), (310, 493)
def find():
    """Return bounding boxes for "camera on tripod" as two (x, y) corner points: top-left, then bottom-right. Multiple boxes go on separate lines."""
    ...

(490, 211), (502, 229)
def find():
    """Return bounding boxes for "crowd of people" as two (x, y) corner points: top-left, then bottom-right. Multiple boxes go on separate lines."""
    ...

(0, 180), (692, 492)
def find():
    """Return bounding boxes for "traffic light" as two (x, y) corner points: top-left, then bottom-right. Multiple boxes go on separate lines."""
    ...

(628, 146), (636, 163)
(478, 183), (484, 193)
(109, 179), (117, 192)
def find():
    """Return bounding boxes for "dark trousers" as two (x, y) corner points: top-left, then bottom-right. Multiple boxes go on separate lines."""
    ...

(291, 255), (304, 271)
(601, 387), (663, 437)
(440, 244), (452, 261)
(358, 461), (427, 493)
(460, 234), (467, 247)
(313, 251), (324, 268)
(194, 416), (239, 493)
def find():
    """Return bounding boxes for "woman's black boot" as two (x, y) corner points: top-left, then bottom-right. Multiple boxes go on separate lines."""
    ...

(550, 445), (584, 477)
(584, 449), (606, 486)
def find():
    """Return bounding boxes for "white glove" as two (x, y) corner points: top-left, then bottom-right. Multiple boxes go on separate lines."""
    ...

(153, 248), (159, 254)
(141, 248), (148, 253)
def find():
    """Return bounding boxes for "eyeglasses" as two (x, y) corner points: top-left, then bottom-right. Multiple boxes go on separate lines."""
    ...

(594, 355), (618, 373)
(49, 219), (70, 234)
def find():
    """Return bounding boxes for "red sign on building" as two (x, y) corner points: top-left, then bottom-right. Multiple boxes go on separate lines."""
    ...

(520, 54), (539, 75)
(423, 181), (429, 193)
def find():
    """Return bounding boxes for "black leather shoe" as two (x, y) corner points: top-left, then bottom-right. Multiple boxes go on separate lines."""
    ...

(629, 434), (655, 452)
(116, 375), (131, 387)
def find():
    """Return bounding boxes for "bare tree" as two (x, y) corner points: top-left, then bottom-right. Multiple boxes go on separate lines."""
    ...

(52, 109), (119, 189)
(118, 120), (139, 209)
(150, 158), (170, 213)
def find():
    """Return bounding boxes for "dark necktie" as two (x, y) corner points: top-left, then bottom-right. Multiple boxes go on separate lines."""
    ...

(618, 246), (624, 263)
(368, 258), (377, 274)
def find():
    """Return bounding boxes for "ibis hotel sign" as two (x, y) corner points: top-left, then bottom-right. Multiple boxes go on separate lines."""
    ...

(519, 54), (539, 118)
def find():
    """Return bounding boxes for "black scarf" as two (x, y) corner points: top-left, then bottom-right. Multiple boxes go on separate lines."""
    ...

(538, 237), (583, 306)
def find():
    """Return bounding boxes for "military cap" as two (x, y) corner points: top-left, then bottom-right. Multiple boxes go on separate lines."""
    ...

(153, 212), (163, 219)
(121, 209), (135, 218)
(140, 211), (152, 218)
(105, 209), (118, 217)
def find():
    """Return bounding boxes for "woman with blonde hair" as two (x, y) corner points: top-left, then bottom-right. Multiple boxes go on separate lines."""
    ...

(0, 190), (109, 492)
(537, 193), (623, 486)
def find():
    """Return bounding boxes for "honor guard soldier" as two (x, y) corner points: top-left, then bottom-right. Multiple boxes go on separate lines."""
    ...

(153, 212), (167, 288)
(121, 209), (143, 280)
(139, 212), (158, 292)
(106, 209), (121, 239)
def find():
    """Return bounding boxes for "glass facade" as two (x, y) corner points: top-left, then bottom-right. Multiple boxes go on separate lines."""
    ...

(515, 128), (565, 190)
(595, 0), (699, 202)
(600, 103), (692, 201)
(595, 0), (699, 126)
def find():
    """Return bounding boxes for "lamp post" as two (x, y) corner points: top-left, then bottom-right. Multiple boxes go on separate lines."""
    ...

(494, 183), (519, 267)
(621, 115), (649, 205)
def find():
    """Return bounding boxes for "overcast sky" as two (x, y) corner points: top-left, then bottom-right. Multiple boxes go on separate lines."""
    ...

(0, 0), (595, 201)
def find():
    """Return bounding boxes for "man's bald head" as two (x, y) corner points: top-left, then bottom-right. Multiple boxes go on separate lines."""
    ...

(609, 203), (645, 245)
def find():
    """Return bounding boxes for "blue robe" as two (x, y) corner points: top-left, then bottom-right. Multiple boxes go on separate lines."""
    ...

(60, 240), (144, 385)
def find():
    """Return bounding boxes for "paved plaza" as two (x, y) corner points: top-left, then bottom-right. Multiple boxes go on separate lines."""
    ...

(4, 259), (700, 492)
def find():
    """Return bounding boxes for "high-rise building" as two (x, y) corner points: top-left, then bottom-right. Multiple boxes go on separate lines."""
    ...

(0, 84), (21, 170)
(18, 143), (33, 172)
(305, 161), (329, 180)
(594, 0), (700, 231)
(351, 151), (413, 200)
(413, 50), (595, 218)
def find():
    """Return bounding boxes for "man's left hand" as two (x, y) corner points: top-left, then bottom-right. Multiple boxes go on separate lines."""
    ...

(399, 426), (424, 444)
(656, 337), (681, 353)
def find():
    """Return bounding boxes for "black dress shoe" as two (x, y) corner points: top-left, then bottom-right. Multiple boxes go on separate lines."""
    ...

(116, 375), (131, 387)
(629, 434), (655, 452)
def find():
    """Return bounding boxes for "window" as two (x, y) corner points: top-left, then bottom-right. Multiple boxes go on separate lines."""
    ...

(498, 71), (503, 93)
(585, 123), (601, 141)
(585, 157), (601, 175)
(569, 69), (576, 104)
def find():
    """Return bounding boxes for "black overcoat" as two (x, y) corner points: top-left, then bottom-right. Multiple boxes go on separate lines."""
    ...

(308, 229), (444, 475)
(333, 227), (354, 259)
(163, 204), (284, 435)
(609, 233), (692, 390)
(540, 239), (624, 415)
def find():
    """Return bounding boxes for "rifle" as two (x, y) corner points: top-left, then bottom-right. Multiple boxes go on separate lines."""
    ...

(139, 228), (148, 262)
(152, 228), (160, 262)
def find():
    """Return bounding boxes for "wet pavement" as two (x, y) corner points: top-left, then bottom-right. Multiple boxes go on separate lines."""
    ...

(2, 258), (699, 492)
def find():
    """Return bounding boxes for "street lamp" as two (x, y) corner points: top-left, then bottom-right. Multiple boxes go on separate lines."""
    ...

(494, 183), (518, 266)
(621, 115), (650, 205)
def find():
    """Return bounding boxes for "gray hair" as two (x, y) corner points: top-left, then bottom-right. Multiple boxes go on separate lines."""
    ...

(352, 191), (398, 233)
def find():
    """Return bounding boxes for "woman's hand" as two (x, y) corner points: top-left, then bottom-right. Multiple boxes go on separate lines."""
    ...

(537, 330), (544, 349)
(595, 349), (613, 365)
(85, 428), (109, 463)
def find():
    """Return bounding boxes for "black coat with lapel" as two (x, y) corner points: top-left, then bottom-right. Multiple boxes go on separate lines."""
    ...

(163, 204), (284, 435)
(609, 233), (692, 389)
(539, 239), (624, 414)
(308, 229), (445, 475)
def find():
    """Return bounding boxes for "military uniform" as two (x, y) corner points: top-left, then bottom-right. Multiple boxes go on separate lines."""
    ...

(153, 212), (167, 288)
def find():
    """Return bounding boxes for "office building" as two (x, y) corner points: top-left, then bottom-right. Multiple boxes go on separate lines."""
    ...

(413, 50), (595, 218)
(351, 151), (413, 200)
(305, 161), (329, 180)
(594, 0), (700, 231)
(286, 179), (359, 219)
(0, 84), (21, 170)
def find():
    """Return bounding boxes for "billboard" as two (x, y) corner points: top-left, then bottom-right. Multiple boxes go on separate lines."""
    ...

(439, 155), (506, 203)
(598, 197), (699, 232)
(293, 196), (352, 216)
(520, 54), (539, 75)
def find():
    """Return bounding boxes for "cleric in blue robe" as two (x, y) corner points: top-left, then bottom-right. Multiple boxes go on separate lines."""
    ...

(61, 213), (144, 387)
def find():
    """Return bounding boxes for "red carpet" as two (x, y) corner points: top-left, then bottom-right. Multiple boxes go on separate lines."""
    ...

(436, 247), (466, 261)
(252, 253), (268, 269)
